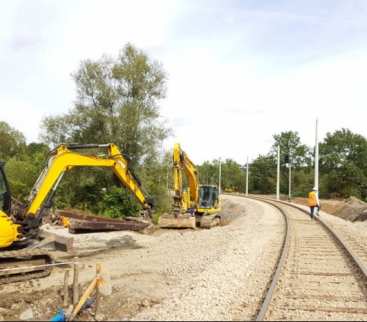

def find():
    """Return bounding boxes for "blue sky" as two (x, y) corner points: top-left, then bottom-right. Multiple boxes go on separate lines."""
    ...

(1, 0), (367, 163)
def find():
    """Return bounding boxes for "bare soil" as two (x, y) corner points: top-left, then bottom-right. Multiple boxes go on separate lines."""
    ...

(293, 196), (367, 222)
(292, 197), (344, 214)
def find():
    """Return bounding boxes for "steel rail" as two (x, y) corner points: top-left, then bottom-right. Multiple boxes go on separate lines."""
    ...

(235, 195), (367, 321)
(257, 196), (367, 279)
(252, 198), (290, 321)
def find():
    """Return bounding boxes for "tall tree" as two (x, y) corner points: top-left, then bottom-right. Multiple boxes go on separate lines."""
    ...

(40, 44), (170, 216)
(271, 131), (312, 195)
(319, 128), (367, 198)
(42, 43), (168, 166)
(271, 131), (309, 167)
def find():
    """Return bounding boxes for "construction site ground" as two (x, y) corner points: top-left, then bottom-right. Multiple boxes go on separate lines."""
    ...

(1, 195), (366, 321)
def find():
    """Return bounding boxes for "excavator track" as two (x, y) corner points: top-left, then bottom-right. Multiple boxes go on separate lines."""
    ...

(197, 213), (221, 228)
(0, 249), (53, 284)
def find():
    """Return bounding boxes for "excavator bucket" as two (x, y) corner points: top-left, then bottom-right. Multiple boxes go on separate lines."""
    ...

(158, 213), (196, 229)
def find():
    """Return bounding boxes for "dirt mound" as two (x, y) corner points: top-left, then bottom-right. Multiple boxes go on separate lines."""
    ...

(334, 196), (367, 222)
(293, 197), (345, 215)
(293, 196), (367, 222)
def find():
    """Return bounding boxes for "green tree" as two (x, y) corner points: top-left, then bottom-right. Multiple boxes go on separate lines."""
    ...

(5, 142), (50, 201)
(271, 131), (312, 196)
(248, 155), (276, 194)
(198, 160), (219, 185)
(271, 131), (310, 167)
(197, 159), (244, 192)
(42, 43), (167, 166)
(41, 44), (170, 216)
(319, 128), (367, 199)
(0, 121), (26, 160)
(221, 159), (245, 192)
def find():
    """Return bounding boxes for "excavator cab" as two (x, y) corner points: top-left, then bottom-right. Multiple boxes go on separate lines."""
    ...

(0, 162), (11, 214)
(198, 185), (219, 209)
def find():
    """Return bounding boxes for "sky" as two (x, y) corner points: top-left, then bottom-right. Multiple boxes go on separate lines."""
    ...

(1, 0), (367, 164)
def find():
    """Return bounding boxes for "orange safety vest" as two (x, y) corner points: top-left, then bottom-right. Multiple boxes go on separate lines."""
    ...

(308, 191), (318, 206)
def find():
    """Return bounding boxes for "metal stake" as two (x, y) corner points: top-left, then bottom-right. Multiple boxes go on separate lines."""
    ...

(218, 158), (222, 195)
(314, 118), (319, 194)
(246, 157), (249, 196)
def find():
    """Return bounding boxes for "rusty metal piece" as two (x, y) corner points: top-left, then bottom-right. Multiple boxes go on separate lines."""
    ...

(57, 209), (150, 233)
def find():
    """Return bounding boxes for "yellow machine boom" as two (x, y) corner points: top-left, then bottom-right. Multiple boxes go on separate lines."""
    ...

(172, 143), (199, 212)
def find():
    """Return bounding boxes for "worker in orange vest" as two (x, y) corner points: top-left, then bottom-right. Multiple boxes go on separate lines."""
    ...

(308, 187), (320, 219)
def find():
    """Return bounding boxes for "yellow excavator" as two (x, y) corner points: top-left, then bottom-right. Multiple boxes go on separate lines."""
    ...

(0, 143), (152, 283)
(158, 143), (221, 229)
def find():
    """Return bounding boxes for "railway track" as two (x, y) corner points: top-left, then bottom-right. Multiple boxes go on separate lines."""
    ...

(244, 196), (367, 321)
(317, 218), (367, 272)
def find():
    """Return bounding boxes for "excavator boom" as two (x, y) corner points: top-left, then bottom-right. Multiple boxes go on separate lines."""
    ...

(20, 143), (151, 239)
(172, 143), (199, 212)
(27, 144), (149, 218)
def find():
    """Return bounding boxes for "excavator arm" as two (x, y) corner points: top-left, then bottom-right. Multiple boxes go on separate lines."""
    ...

(17, 143), (151, 240)
(172, 143), (199, 212)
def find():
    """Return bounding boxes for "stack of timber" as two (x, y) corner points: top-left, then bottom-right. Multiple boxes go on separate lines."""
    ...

(57, 209), (150, 233)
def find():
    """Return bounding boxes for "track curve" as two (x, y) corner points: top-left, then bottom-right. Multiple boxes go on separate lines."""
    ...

(242, 196), (367, 321)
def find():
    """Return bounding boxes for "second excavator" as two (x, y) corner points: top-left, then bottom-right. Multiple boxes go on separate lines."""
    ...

(0, 143), (152, 284)
(158, 143), (221, 229)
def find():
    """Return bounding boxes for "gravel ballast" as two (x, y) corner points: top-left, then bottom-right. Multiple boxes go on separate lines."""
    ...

(4, 195), (367, 321)
(0, 196), (284, 321)
(132, 196), (284, 321)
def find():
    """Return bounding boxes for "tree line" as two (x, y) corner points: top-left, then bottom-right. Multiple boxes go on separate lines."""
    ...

(198, 129), (367, 200)
(2, 44), (367, 220)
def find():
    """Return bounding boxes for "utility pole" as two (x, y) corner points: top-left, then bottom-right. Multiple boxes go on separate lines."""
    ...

(288, 158), (292, 201)
(314, 118), (319, 193)
(276, 145), (280, 200)
(246, 157), (249, 196)
(218, 157), (222, 195)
